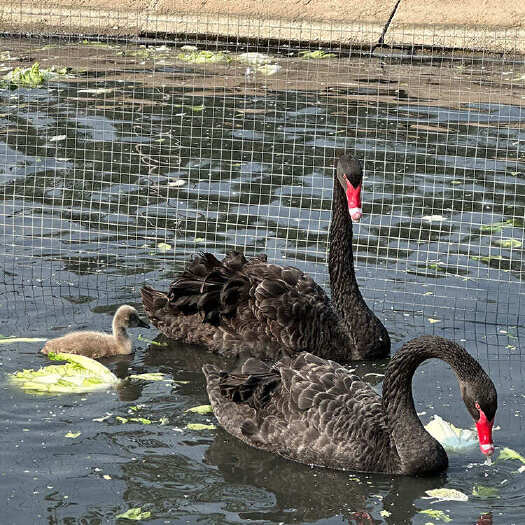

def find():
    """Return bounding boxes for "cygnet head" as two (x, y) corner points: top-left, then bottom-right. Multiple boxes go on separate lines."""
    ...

(114, 305), (150, 329)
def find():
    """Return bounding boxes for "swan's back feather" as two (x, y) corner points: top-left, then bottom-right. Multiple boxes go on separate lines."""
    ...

(203, 352), (398, 473)
(149, 251), (348, 361)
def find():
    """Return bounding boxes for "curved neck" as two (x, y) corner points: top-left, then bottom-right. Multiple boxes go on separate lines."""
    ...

(382, 336), (486, 474)
(112, 317), (132, 354)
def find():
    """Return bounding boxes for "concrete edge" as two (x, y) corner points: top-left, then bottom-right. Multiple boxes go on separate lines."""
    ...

(0, 5), (523, 54)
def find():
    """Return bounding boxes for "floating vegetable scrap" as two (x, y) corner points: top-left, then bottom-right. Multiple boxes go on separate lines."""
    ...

(137, 334), (168, 347)
(298, 50), (336, 59)
(418, 509), (451, 522)
(425, 488), (469, 502)
(497, 447), (525, 464)
(1, 62), (73, 89)
(424, 415), (478, 452)
(186, 404), (213, 414)
(472, 484), (500, 499)
(186, 423), (216, 431)
(115, 507), (151, 520)
(9, 352), (169, 394)
(0, 335), (47, 344)
(176, 47), (231, 64)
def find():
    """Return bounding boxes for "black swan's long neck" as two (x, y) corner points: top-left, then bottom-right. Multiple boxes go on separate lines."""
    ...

(328, 176), (389, 359)
(328, 176), (362, 303)
(381, 336), (489, 475)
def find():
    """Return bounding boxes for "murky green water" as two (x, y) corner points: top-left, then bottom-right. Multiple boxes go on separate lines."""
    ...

(0, 37), (524, 524)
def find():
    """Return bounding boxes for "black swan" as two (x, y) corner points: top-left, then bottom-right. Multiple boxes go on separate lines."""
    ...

(202, 335), (497, 475)
(141, 153), (390, 362)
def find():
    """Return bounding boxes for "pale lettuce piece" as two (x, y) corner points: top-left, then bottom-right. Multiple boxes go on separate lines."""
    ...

(115, 507), (151, 520)
(418, 509), (451, 522)
(186, 423), (216, 431)
(425, 488), (468, 502)
(472, 485), (500, 499)
(238, 52), (273, 65)
(424, 415), (477, 452)
(185, 404), (213, 414)
(128, 372), (167, 381)
(0, 335), (47, 344)
(9, 352), (168, 394)
(497, 447), (525, 464)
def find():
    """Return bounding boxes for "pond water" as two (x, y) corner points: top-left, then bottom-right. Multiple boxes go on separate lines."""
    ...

(0, 37), (524, 524)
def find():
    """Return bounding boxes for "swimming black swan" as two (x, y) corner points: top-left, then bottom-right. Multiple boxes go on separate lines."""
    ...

(203, 335), (497, 475)
(141, 153), (390, 361)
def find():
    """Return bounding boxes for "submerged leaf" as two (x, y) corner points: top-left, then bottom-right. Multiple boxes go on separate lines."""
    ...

(425, 488), (468, 502)
(186, 404), (213, 414)
(497, 447), (525, 464)
(65, 431), (81, 438)
(418, 509), (452, 522)
(472, 484), (500, 499)
(115, 507), (151, 520)
(186, 423), (216, 431)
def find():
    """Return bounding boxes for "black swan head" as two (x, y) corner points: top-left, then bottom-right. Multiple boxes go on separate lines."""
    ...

(335, 154), (363, 222)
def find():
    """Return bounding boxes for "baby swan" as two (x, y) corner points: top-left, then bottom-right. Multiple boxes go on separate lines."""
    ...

(41, 305), (149, 359)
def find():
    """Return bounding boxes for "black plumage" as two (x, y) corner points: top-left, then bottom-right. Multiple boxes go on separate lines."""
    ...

(141, 153), (390, 362)
(203, 335), (498, 475)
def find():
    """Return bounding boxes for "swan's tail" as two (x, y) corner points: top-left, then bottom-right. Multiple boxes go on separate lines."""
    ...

(168, 251), (252, 326)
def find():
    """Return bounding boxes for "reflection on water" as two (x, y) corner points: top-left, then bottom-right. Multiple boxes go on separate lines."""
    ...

(0, 37), (524, 524)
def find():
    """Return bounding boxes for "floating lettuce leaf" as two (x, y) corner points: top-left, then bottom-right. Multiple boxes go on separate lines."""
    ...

(418, 509), (452, 522)
(10, 353), (166, 394)
(0, 335), (47, 344)
(156, 242), (172, 253)
(137, 334), (167, 347)
(186, 423), (216, 431)
(480, 220), (515, 233)
(128, 373), (168, 381)
(497, 447), (525, 464)
(494, 238), (522, 248)
(237, 52), (273, 65)
(186, 404), (213, 414)
(299, 50), (336, 59)
(115, 507), (151, 520)
(176, 49), (231, 64)
(2, 62), (73, 89)
(472, 485), (500, 499)
(424, 415), (478, 452)
(425, 488), (468, 502)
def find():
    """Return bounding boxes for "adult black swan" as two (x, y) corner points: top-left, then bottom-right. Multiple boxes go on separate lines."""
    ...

(202, 335), (497, 475)
(141, 153), (390, 362)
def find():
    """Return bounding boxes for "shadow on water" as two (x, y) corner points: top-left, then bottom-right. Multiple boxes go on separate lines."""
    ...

(0, 36), (524, 524)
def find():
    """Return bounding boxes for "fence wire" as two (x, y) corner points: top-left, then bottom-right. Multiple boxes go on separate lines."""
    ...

(0, 7), (523, 345)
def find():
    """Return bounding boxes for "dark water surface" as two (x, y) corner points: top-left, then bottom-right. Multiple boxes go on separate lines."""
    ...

(1, 38), (524, 523)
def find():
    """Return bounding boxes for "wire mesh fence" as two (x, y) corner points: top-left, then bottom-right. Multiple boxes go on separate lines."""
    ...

(0, 4), (524, 348)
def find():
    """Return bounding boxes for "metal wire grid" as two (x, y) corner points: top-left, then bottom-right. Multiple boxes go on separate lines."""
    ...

(0, 6), (523, 332)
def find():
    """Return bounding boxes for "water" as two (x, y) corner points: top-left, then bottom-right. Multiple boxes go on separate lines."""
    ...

(0, 37), (524, 524)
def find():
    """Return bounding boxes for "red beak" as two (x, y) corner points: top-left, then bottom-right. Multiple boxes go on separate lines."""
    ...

(345, 179), (362, 222)
(475, 408), (494, 456)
